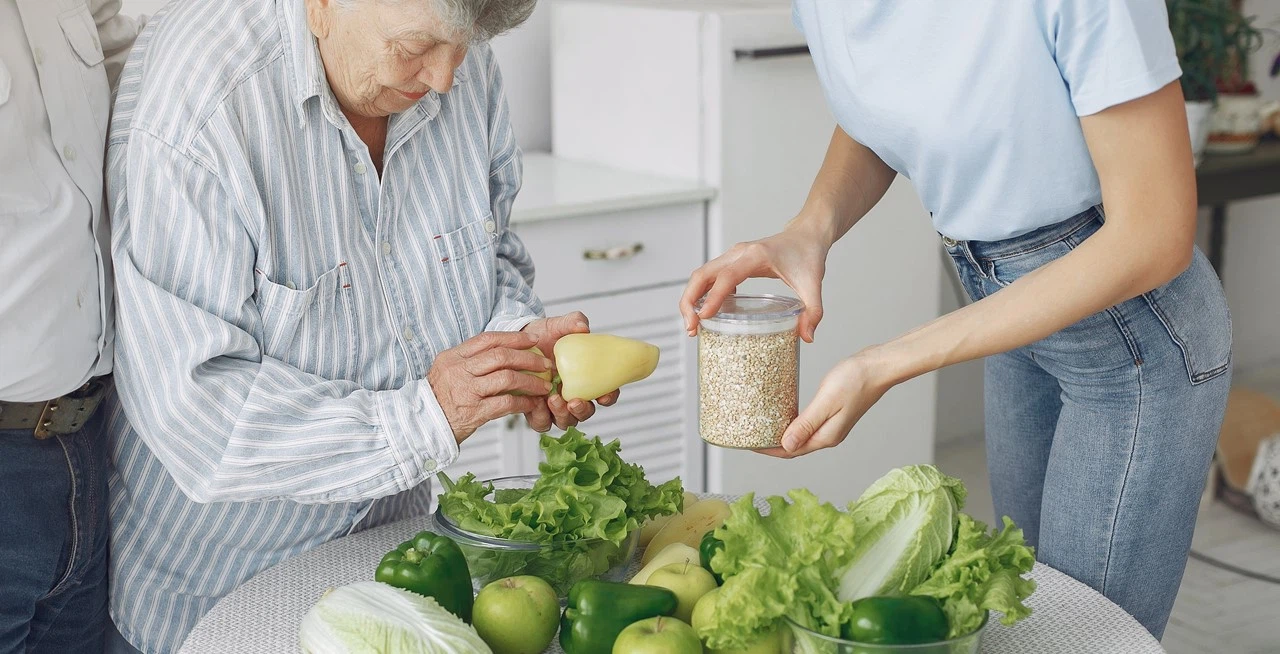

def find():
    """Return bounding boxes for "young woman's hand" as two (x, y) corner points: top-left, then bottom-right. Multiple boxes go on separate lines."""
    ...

(679, 223), (832, 343)
(756, 350), (895, 458)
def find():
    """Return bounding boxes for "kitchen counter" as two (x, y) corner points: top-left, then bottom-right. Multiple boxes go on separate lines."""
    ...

(510, 152), (716, 224)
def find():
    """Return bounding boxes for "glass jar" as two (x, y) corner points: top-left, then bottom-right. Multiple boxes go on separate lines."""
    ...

(697, 294), (803, 449)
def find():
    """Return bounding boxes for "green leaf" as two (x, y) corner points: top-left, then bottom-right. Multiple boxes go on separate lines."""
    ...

(436, 428), (683, 594)
(836, 465), (966, 601)
(698, 490), (858, 650)
(909, 514), (1037, 637)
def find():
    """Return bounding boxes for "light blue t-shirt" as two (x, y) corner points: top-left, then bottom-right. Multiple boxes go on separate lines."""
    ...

(793, 0), (1182, 242)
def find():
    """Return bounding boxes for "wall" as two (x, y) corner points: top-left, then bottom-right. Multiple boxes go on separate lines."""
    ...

(489, 3), (552, 150)
(933, 263), (986, 447)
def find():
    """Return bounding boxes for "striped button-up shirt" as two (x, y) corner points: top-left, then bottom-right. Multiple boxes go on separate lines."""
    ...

(104, 0), (542, 650)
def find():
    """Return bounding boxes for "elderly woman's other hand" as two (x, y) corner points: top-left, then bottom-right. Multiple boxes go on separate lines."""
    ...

(520, 313), (621, 432)
(427, 330), (554, 444)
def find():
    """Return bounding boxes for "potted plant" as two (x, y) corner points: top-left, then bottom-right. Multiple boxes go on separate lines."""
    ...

(1166, 0), (1266, 162)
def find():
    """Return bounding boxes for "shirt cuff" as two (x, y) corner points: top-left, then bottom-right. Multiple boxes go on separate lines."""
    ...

(486, 313), (540, 333)
(375, 379), (459, 489)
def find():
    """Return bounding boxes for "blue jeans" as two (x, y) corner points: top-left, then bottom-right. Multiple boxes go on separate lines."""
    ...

(0, 410), (110, 653)
(946, 207), (1231, 639)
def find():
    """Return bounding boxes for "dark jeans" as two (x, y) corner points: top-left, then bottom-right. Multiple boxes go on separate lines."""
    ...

(0, 411), (109, 653)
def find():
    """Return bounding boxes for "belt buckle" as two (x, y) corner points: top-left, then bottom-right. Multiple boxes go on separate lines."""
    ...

(33, 377), (107, 440)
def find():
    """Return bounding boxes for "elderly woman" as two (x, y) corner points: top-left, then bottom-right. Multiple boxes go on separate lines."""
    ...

(102, 0), (604, 651)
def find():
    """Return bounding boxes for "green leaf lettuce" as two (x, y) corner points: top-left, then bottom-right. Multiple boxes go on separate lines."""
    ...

(698, 489), (858, 650)
(910, 514), (1037, 637)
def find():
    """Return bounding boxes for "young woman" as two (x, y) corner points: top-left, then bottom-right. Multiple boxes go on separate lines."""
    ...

(681, 0), (1230, 638)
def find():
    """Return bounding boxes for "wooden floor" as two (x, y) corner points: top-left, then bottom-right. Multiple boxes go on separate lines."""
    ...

(936, 439), (1280, 654)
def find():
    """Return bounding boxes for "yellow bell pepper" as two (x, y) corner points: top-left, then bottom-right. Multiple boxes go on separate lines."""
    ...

(553, 334), (660, 401)
(510, 346), (555, 396)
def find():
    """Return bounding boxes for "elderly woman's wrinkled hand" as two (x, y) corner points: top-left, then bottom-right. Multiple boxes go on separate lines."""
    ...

(427, 330), (555, 444)
(520, 312), (620, 432)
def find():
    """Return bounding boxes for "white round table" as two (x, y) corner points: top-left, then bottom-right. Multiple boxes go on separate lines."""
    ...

(179, 495), (1164, 654)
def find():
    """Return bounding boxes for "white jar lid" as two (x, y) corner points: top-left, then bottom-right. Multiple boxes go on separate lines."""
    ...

(697, 294), (803, 334)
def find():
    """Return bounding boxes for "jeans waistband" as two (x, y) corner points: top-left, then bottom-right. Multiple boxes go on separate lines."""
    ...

(945, 205), (1103, 264)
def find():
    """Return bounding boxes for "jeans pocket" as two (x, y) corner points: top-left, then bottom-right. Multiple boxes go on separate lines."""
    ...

(986, 239), (1074, 288)
(1142, 249), (1232, 384)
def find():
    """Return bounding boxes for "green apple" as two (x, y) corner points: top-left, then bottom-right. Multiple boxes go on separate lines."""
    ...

(471, 576), (559, 654)
(646, 561), (719, 623)
(612, 616), (703, 654)
(691, 588), (785, 654)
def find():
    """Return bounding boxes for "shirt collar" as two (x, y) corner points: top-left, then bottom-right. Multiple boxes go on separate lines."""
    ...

(280, 0), (327, 120)
(278, 0), (467, 124)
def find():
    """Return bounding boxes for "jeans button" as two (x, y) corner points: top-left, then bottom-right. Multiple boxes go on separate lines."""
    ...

(941, 236), (958, 247)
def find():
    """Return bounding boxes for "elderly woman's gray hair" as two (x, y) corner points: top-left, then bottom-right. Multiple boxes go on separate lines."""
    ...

(339, 0), (537, 41)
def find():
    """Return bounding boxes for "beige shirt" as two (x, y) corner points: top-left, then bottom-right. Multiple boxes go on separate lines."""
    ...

(0, 0), (141, 402)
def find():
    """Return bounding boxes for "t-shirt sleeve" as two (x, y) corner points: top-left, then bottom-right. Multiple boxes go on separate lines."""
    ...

(1052, 0), (1182, 116)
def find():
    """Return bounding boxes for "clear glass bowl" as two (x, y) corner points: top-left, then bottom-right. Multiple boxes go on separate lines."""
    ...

(783, 612), (988, 654)
(431, 474), (640, 601)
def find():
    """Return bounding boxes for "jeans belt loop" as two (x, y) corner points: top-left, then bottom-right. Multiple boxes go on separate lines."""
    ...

(960, 241), (987, 279)
(944, 235), (986, 279)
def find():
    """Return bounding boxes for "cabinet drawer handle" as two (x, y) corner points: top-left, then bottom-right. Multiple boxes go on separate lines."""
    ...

(583, 242), (644, 261)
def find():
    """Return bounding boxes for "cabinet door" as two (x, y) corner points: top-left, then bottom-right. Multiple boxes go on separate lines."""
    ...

(539, 284), (704, 491)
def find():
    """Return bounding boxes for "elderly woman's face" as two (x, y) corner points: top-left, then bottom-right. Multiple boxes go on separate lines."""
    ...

(306, 0), (469, 119)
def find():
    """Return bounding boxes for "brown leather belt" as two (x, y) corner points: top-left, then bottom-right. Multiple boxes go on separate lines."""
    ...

(0, 376), (111, 439)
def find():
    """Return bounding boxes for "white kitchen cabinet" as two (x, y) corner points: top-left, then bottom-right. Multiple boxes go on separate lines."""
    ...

(434, 154), (715, 501)
(552, 0), (943, 505)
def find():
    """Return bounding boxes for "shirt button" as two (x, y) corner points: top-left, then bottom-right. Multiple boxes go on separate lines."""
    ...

(63, 145), (77, 162)
(286, 281), (296, 290)
(354, 163), (367, 175)
(381, 241), (392, 255)
(424, 458), (437, 471)
(402, 327), (415, 342)
(484, 220), (496, 233)
(32, 47), (44, 66)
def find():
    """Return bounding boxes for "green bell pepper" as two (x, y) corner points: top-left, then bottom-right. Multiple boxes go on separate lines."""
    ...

(375, 531), (474, 623)
(699, 530), (725, 584)
(841, 596), (949, 645)
(559, 579), (678, 654)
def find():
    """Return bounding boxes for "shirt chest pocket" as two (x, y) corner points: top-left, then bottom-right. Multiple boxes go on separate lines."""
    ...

(433, 215), (498, 339)
(58, 4), (110, 139)
(254, 263), (363, 383)
(0, 59), (52, 216)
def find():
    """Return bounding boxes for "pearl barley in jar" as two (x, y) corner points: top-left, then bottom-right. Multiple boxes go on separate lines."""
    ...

(697, 295), (803, 449)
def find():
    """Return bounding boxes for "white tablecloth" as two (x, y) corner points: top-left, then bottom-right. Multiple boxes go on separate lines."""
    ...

(179, 495), (1164, 654)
